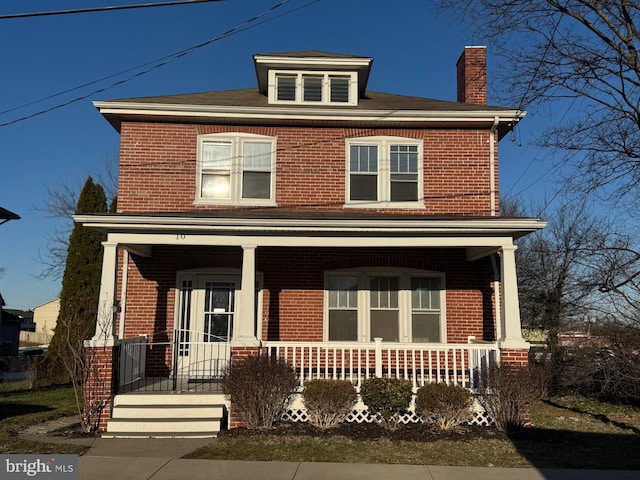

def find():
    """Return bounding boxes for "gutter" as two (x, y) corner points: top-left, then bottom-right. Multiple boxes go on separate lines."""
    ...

(93, 101), (524, 125)
(490, 116), (499, 216)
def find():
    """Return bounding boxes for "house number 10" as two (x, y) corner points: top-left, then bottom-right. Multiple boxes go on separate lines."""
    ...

(176, 233), (186, 240)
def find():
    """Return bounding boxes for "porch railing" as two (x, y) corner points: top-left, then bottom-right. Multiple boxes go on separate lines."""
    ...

(117, 336), (147, 390)
(115, 330), (229, 394)
(262, 337), (499, 392)
(115, 334), (499, 394)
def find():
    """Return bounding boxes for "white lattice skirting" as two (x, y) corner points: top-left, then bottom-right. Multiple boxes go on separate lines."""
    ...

(281, 393), (495, 427)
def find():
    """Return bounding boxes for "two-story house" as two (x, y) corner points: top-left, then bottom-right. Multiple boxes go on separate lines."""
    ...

(78, 47), (545, 437)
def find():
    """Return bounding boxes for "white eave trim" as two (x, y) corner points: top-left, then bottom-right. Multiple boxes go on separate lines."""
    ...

(253, 55), (372, 68)
(74, 214), (546, 236)
(93, 101), (525, 124)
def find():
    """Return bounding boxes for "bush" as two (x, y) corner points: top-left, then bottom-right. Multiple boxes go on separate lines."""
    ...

(479, 363), (540, 433)
(302, 379), (357, 429)
(415, 383), (473, 431)
(359, 377), (413, 429)
(221, 354), (297, 429)
(561, 324), (640, 405)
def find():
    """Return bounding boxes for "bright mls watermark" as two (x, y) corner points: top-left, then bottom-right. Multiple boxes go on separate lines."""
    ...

(1, 455), (77, 479)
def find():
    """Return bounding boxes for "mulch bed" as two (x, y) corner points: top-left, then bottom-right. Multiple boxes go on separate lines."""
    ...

(218, 421), (506, 442)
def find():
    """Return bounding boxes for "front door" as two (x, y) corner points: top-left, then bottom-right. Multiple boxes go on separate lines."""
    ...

(175, 275), (238, 380)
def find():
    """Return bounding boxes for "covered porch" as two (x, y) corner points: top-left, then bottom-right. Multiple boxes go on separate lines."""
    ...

(78, 211), (545, 433)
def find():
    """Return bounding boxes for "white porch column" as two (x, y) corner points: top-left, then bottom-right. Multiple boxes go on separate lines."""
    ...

(89, 240), (118, 345)
(498, 245), (529, 350)
(232, 244), (260, 347)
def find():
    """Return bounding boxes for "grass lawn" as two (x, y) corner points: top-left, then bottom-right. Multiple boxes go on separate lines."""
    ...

(1, 382), (638, 469)
(186, 396), (640, 469)
(0, 383), (88, 455)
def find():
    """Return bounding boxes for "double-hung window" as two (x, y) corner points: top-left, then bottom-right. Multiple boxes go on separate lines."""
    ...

(326, 269), (444, 343)
(196, 133), (276, 205)
(347, 137), (423, 207)
(269, 71), (357, 105)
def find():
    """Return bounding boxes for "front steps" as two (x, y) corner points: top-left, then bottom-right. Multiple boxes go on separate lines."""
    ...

(103, 393), (226, 438)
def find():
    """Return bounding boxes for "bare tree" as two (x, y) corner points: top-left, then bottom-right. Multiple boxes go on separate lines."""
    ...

(35, 157), (118, 279)
(56, 302), (114, 432)
(509, 198), (604, 334)
(436, 1), (640, 205)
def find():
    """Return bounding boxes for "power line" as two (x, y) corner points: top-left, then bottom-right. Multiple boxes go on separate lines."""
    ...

(0, 0), (225, 19)
(0, 0), (323, 128)
(502, 95), (578, 201)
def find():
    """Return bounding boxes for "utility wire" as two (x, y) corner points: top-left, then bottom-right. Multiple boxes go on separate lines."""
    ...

(0, 0), (225, 19)
(502, 95), (578, 201)
(0, 0), (322, 128)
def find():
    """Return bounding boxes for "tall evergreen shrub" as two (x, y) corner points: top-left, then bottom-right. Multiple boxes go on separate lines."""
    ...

(47, 177), (107, 380)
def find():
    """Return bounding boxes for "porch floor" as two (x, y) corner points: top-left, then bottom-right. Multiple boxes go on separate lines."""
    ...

(118, 377), (223, 394)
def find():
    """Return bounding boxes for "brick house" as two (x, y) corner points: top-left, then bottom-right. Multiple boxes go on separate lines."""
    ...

(78, 48), (545, 437)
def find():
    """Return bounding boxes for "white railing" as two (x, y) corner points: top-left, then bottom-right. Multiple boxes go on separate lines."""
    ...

(262, 337), (499, 391)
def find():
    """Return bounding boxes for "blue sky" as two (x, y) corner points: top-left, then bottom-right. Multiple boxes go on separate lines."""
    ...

(0, 0), (556, 310)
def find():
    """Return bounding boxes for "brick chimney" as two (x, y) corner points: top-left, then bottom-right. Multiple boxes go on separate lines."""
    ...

(456, 46), (487, 104)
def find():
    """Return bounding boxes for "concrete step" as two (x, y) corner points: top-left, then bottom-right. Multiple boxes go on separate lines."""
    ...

(101, 431), (219, 439)
(113, 393), (226, 407)
(112, 405), (224, 419)
(106, 418), (222, 434)
(105, 393), (226, 439)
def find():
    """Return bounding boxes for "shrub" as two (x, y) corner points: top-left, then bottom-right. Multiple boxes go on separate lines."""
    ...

(415, 383), (473, 431)
(221, 354), (297, 429)
(479, 363), (540, 433)
(359, 377), (413, 429)
(302, 379), (357, 429)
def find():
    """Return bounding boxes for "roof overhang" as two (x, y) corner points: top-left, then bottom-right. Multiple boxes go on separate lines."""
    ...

(93, 101), (524, 137)
(75, 213), (545, 239)
(0, 207), (20, 226)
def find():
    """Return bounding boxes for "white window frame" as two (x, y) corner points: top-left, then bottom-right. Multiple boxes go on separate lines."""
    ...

(324, 268), (446, 343)
(195, 133), (276, 206)
(345, 136), (424, 209)
(268, 70), (358, 106)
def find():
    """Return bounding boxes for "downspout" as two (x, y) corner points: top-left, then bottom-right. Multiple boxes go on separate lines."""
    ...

(117, 249), (129, 339)
(490, 116), (499, 216)
(490, 253), (503, 343)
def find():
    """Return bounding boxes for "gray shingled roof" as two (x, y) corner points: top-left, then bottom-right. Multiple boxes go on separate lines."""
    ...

(107, 88), (515, 112)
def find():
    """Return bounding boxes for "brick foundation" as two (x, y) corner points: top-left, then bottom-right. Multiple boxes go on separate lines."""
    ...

(499, 347), (529, 367)
(227, 346), (262, 429)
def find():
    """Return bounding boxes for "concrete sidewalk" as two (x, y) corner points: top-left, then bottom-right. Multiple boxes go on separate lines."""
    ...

(77, 457), (640, 480)
(29, 436), (640, 480)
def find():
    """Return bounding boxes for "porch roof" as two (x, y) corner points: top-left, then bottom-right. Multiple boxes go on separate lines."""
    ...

(75, 210), (545, 240)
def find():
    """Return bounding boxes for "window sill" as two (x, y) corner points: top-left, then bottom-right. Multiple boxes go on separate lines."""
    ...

(343, 201), (426, 210)
(193, 199), (277, 207)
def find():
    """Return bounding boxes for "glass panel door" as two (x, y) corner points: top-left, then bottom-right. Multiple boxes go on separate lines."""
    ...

(176, 275), (238, 381)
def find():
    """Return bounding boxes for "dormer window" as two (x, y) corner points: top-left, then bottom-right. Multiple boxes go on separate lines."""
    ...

(269, 71), (358, 105)
(276, 75), (296, 101)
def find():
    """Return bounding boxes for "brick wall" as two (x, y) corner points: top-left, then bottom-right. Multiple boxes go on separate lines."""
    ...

(119, 246), (496, 350)
(499, 348), (529, 367)
(84, 345), (116, 432)
(116, 123), (497, 216)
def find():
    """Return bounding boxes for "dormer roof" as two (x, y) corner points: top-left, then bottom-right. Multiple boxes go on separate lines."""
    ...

(253, 50), (373, 98)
